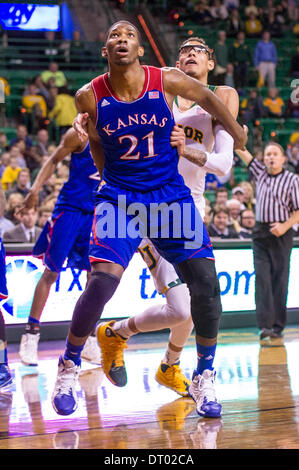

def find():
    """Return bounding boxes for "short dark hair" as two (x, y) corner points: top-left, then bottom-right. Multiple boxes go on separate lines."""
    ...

(105, 21), (142, 45)
(178, 36), (214, 60)
(212, 204), (229, 219)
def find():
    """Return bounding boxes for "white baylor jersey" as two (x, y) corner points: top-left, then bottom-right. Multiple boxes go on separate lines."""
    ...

(138, 93), (216, 294)
(173, 95), (215, 218)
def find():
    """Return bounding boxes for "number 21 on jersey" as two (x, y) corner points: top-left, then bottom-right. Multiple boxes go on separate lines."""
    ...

(119, 131), (157, 160)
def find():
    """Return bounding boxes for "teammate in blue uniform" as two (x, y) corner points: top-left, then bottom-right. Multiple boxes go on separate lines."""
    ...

(51, 21), (246, 416)
(0, 186), (12, 389)
(18, 127), (101, 367)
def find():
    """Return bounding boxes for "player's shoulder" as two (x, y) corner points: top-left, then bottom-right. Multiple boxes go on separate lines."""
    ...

(214, 85), (238, 98)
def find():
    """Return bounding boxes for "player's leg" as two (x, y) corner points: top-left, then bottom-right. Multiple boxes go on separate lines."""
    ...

(152, 194), (222, 418)
(112, 240), (193, 396)
(52, 196), (141, 415)
(0, 309), (12, 389)
(0, 240), (12, 388)
(178, 257), (222, 418)
(19, 209), (88, 366)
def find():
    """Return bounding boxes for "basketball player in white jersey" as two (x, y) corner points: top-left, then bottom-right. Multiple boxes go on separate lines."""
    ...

(75, 37), (240, 417)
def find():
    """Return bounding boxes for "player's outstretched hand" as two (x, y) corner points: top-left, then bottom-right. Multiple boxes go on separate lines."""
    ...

(73, 112), (89, 141)
(15, 190), (38, 216)
(170, 125), (185, 156)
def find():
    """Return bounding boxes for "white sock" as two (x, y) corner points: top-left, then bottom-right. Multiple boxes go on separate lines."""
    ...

(163, 346), (181, 366)
(113, 319), (135, 339)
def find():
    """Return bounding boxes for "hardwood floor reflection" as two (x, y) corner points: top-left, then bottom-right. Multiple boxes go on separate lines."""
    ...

(1, 327), (299, 449)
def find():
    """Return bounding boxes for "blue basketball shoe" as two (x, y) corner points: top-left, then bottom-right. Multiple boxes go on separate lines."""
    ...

(51, 356), (80, 416)
(188, 369), (222, 418)
(0, 364), (12, 389)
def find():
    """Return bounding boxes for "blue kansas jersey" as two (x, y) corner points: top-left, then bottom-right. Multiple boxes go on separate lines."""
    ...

(91, 65), (185, 192)
(55, 142), (99, 213)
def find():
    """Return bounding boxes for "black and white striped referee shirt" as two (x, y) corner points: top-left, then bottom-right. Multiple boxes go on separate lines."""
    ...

(248, 158), (299, 223)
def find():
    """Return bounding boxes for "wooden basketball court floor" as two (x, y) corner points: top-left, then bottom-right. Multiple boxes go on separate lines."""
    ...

(1, 326), (299, 450)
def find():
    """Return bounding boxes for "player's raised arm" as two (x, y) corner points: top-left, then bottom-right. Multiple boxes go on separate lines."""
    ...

(163, 68), (246, 150)
(75, 85), (105, 177)
(19, 128), (82, 212)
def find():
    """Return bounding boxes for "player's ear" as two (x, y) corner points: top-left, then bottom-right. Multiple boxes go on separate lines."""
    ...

(101, 46), (108, 58)
(208, 59), (215, 72)
(175, 60), (180, 68)
(138, 46), (144, 58)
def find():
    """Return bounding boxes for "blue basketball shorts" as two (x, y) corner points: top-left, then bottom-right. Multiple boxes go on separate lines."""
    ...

(33, 207), (93, 273)
(89, 182), (214, 270)
(0, 239), (8, 299)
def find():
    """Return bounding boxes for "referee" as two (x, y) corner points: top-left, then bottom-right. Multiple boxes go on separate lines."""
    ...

(236, 142), (299, 340)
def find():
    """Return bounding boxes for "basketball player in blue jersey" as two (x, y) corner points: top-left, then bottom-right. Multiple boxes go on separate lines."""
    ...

(17, 127), (101, 367)
(0, 186), (12, 388)
(105, 37), (239, 414)
(51, 20), (246, 417)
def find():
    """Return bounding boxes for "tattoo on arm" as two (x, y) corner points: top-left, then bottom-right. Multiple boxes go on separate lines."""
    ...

(183, 147), (207, 167)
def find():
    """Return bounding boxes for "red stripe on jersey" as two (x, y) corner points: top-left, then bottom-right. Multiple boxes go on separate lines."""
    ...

(146, 65), (164, 92)
(91, 66), (164, 104)
(91, 74), (110, 103)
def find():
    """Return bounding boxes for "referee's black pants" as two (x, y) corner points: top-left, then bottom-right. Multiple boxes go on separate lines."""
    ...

(253, 227), (293, 333)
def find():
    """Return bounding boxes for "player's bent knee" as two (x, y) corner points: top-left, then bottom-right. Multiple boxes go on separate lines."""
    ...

(70, 271), (120, 338)
(177, 258), (222, 338)
(42, 268), (59, 285)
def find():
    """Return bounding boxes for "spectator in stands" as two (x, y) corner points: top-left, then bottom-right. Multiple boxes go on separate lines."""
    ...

(226, 198), (242, 232)
(41, 62), (67, 89)
(239, 209), (255, 238)
(205, 172), (223, 191)
(69, 30), (89, 71)
(0, 152), (10, 179)
(287, 146), (299, 174)
(290, 47), (299, 79)
(190, 1), (214, 25)
(230, 31), (252, 89)
(5, 193), (24, 224)
(22, 83), (47, 119)
(285, 86), (299, 118)
(226, 8), (245, 37)
(274, 3), (288, 25)
(48, 87), (77, 137)
(240, 88), (265, 124)
(208, 205), (239, 239)
(0, 192), (14, 238)
(263, 87), (285, 117)
(10, 124), (32, 150)
(30, 74), (52, 108)
(0, 133), (9, 154)
(213, 30), (230, 85)
(34, 129), (49, 158)
(213, 187), (229, 208)
(231, 186), (246, 209)
(254, 31), (277, 87)
(210, 0), (229, 21)
(263, 10), (283, 38)
(239, 181), (256, 211)
(6, 168), (30, 199)
(204, 202), (212, 226)
(1, 155), (21, 191)
(37, 204), (53, 229)
(224, 0), (239, 10)
(40, 31), (63, 65)
(3, 207), (41, 243)
(245, 0), (259, 18)
(245, 12), (263, 37)
(224, 63), (235, 87)
(9, 144), (26, 169)
(38, 173), (57, 205)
